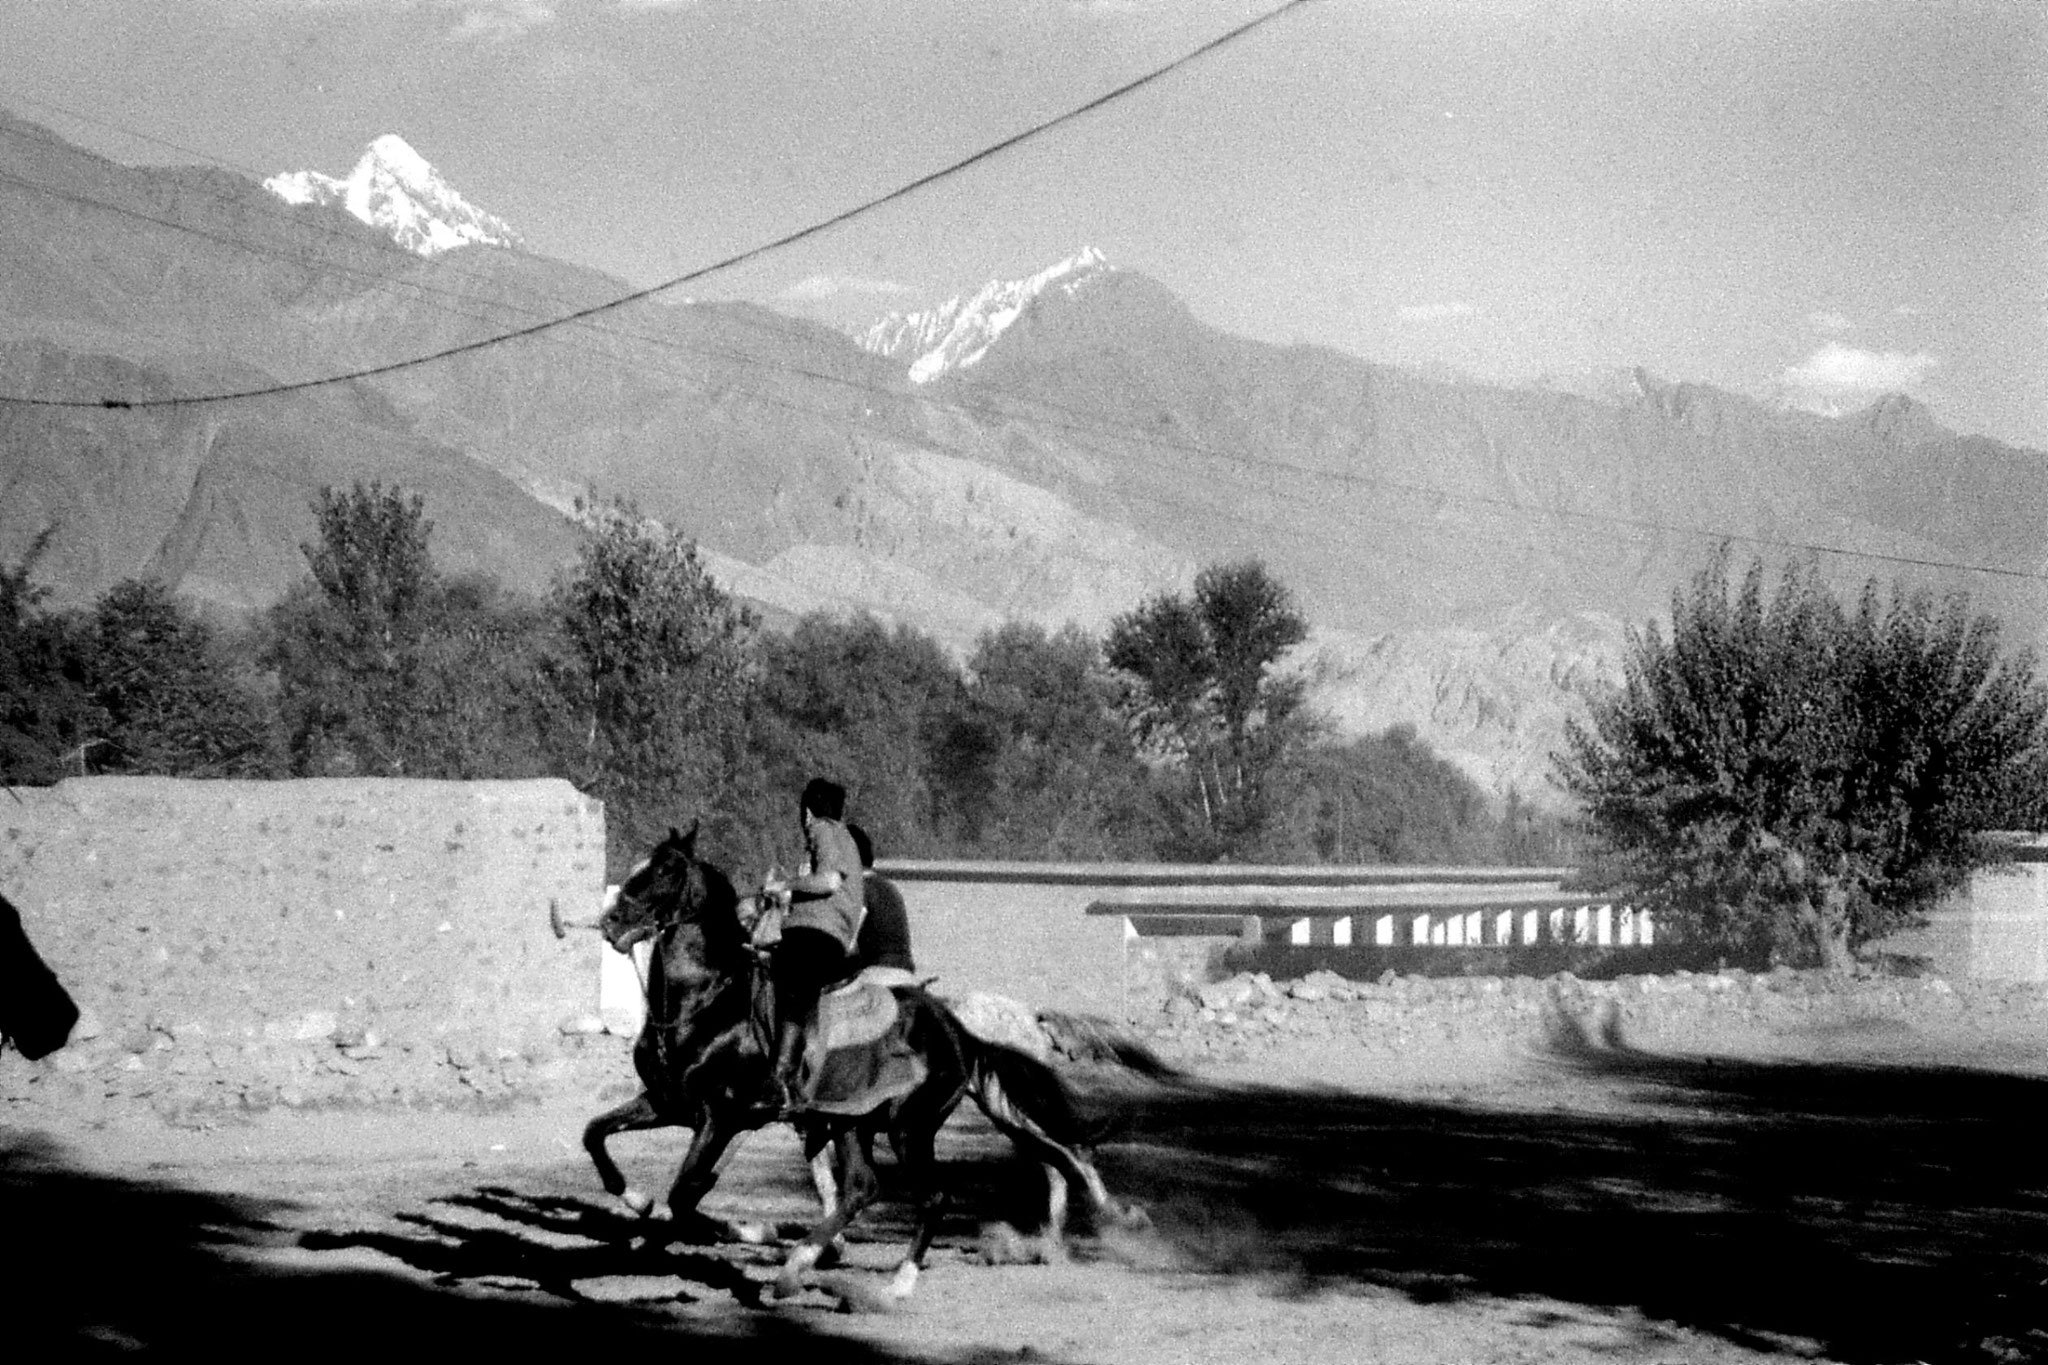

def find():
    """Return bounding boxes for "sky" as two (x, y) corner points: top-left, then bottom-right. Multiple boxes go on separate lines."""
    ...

(6, 0), (2044, 448)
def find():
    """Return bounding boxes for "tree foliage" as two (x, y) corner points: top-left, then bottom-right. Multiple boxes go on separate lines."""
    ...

(557, 500), (757, 872)
(81, 580), (273, 776)
(943, 622), (1159, 859)
(1559, 550), (2048, 968)
(270, 483), (441, 776)
(4, 498), (1559, 872)
(1107, 559), (1312, 859)
(0, 530), (99, 783)
(1274, 726), (1503, 865)
(752, 612), (964, 862)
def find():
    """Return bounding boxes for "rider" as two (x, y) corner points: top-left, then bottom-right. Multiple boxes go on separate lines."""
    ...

(847, 822), (915, 974)
(756, 777), (865, 1117)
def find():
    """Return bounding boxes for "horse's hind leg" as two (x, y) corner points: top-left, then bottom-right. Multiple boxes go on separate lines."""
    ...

(582, 1090), (668, 1217)
(975, 1076), (1128, 1236)
(880, 1082), (964, 1298)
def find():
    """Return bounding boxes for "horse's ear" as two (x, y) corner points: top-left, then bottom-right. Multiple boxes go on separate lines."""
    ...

(680, 819), (699, 853)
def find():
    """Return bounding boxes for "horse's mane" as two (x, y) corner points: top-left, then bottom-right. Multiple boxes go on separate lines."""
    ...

(691, 855), (748, 962)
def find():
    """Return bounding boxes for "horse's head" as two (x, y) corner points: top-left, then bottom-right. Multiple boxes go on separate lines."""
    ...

(597, 822), (745, 962)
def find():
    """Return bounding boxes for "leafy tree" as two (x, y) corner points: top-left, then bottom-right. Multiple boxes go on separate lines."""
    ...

(0, 530), (100, 783)
(80, 580), (273, 776)
(752, 612), (964, 862)
(394, 573), (583, 781)
(1559, 550), (2048, 968)
(270, 483), (440, 776)
(557, 500), (757, 874)
(1274, 726), (1500, 865)
(942, 622), (1159, 859)
(1107, 560), (1312, 859)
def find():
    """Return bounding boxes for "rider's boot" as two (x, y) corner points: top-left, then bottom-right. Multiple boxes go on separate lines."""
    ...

(743, 1018), (802, 1121)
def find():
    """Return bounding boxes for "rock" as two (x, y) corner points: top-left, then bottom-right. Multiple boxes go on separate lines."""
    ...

(558, 1013), (608, 1036)
(1198, 978), (1256, 1012)
(330, 1023), (371, 1049)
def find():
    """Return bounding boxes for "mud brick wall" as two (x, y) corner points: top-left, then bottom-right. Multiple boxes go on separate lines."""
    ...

(0, 777), (605, 1059)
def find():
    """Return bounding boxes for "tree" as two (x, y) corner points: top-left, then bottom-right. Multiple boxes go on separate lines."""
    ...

(752, 612), (964, 861)
(0, 530), (100, 783)
(1273, 726), (1501, 866)
(942, 622), (1158, 859)
(394, 573), (583, 781)
(1107, 560), (1312, 859)
(270, 483), (440, 776)
(1559, 550), (2048, 969)
(80, 580), (273, 776)
(557, 500), (757, 873)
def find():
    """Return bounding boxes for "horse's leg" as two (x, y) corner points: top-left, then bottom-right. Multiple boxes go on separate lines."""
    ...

(658, 1104), (758, 1243)
(799, 1122), (852, 1268)
(773, 1124), (877, 1300)
(1038, 1160), (1071, 1259)
(973, 1074), (1131, 1237)
(878, 1076), (967, 1299)
(581, 1090), (670, 1218)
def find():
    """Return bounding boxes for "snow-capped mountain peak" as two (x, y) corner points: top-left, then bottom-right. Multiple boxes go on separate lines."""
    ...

(860, 246), (1112, 383)
(264, 135), (523, 258)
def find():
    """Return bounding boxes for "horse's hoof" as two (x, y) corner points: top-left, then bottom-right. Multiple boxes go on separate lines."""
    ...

(727, 1219), (774, 1246)
(814, 1234), (847, 1270)
(771, 1242), (823, 1299)
(620, 1189), (654, 1217)
(886, 1261), (920, 1300)
(1115, 1201), (1152, 1232)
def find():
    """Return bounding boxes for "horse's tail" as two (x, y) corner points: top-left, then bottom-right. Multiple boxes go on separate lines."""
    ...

(970, 1033), (1122, 1148)
(907, 991), (1116, 1149)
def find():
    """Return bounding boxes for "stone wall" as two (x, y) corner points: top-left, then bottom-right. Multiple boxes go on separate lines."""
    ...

(0, 777), (605, 1064)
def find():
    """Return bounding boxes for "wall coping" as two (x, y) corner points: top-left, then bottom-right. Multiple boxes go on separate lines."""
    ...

(874, 859), (1576, 889)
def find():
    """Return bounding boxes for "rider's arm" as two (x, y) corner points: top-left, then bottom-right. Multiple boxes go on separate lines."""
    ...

(766, 868), (842, 901)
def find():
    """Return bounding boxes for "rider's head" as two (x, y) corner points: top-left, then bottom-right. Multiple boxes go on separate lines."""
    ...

(846, 822), (875, 869)
(800, 777), (847, 826)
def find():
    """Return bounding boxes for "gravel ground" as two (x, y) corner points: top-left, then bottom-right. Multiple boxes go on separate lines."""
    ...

(9, 966), (2048, 1364)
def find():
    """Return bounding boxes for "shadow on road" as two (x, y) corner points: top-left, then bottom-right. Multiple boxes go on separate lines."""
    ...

(1099, 1025), (2048, 1364)
(0, 1131), (1072, 1363)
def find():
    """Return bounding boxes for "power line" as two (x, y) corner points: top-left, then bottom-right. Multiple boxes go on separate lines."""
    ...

(0, 11), (2038, 590)
(0, 0), (1321, 412)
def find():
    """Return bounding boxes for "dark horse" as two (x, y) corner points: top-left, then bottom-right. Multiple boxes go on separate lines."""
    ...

(570, 825), (1140, 1300)
(1, 891), (78, 1061)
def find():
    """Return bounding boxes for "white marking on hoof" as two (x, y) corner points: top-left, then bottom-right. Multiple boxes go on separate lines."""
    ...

(887, 1260), (920, 1299)
(727, 1219), (773, 1246)
(620, 1189), (653, 1217)
(773, 1242), (823, 1300)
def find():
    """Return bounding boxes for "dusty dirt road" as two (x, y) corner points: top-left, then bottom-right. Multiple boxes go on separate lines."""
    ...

(8, 991), (2048, 1365)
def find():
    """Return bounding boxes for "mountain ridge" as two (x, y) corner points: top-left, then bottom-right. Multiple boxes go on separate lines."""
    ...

(3, 113), (2041, 809)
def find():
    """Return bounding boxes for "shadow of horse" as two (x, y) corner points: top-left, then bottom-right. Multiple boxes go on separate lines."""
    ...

(0, 1134), (970, 1361)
